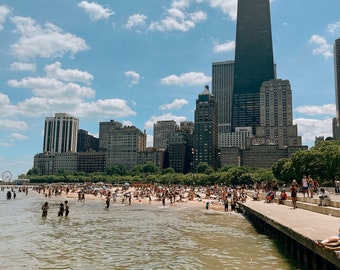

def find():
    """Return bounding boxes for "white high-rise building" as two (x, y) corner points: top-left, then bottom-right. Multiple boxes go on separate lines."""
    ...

(43, 113), (79, 153)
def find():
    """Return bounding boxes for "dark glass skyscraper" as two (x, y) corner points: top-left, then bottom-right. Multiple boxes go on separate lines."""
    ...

(333, 38), (340, 139)
(194, 85), (218, 170)
(232, 0), (275, 134)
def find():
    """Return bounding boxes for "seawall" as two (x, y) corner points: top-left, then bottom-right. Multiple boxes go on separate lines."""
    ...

(239, 200), (340, 270)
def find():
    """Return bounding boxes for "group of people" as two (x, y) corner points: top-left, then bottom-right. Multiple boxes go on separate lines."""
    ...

(41, 200), (70, 218)
(301, 175), (319, 198)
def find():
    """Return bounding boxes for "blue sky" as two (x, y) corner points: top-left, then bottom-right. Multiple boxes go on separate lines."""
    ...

(0, 0), (339, 179)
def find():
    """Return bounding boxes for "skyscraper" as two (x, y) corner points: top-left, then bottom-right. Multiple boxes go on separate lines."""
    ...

(193, 85), (218, 170)
(232, 0), (275, 134)
(43, 113), (79, 153)
(256, 79), (302, 147)
(333, 38), (340, 140)
(212, 60), (234, 147)
(153, 120), (179, 149)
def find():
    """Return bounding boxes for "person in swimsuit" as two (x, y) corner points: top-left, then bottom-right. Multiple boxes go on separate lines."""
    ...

(290, 180), (298, 209)
(41, 202), (49, 217)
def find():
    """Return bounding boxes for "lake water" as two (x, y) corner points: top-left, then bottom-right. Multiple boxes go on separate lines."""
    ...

(0, 187), (298, 270)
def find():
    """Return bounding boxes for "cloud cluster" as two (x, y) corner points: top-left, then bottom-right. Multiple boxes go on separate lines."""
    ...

(161, 72), (211, 86)
(124, 71), (141, 87)
(309, 35), (333, 59)
(0, 5), (10, 31)
(159, 98), (189, 110)
(10, 16), (89, 59)
(213, 40), (235, 53)
(77, 1), (114, 21)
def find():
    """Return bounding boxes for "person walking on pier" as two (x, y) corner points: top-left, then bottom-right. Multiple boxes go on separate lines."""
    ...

(301, 175), (309, 198)
(290, 180), (298, 209)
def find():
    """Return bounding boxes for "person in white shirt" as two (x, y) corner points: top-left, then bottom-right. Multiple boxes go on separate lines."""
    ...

(318, 188), (330, 206)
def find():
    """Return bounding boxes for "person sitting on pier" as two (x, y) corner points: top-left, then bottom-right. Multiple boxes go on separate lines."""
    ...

(252, 189), (259, 201)
(265, 190), (274, 203)
(318, 188), (330, 206)
(315, 227), (340, 250)
(278, 190), (287, 204)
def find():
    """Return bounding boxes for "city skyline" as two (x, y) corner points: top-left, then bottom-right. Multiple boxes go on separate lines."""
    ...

(1, 0), (339, 178)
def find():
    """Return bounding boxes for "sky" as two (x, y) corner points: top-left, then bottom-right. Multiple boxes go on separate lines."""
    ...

(0, 0), (339, 179)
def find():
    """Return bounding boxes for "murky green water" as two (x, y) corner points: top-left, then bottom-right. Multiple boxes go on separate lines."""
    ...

(0, 188), (297, 269)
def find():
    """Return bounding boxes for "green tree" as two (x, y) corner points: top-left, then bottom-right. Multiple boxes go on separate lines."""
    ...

(196, 162), (213, 174)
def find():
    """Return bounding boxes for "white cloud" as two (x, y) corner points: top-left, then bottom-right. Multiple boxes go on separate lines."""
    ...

(0, 5), (11, 31)
(124, 70), (141, 87)
(9, 62), (37, 72)
(11, 133), (28, 141)
(125, 14), (147, 29)
(77, 1), (114, 21)
(10, 16), (89, 59)
(8, 62), (95, 99)
(146, 134), (153, 147)
(44, 62), (93, 85)
(213, 40), (235, 53)
(161, 72), (211, 86)
(159, 98), (189, 110)
(144, 113), (187, 130)
(206, 0), (237, 21)
(294, 117), (333, 146)
(327, 20), (340, 34)
(0, 119), (28, 130)
(295, 104), (335, 116)
(148, 1), (207, 32)
(308, 35), (333, 59)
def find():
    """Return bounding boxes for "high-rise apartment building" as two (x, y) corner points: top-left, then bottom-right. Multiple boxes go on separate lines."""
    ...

(106, 125), (146, 169)
(167, 130), (193, 174)
(180, 121), (195, 135)
(153, 120), (179, 150)
(256, 79), (302, 148)
(193, 86), (218, 170)
(212, 61), (234, 147)
(232, 0), (275, 134)
(43, 113), (79, 153)
(99, 120), (123, 150)
(333, 38), (340, 140)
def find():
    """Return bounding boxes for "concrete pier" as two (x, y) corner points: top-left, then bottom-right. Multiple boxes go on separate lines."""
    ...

(239, 198), (340, 269)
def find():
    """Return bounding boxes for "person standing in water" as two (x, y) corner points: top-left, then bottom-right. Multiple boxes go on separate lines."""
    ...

(64, 201), (70, 217)
(58, 203), (64, 217)
(105, 196), (110, 208)
(41, 202), (49, 217)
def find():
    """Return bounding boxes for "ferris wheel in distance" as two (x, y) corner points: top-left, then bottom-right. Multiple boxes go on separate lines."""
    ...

(2, 170), (12, 182)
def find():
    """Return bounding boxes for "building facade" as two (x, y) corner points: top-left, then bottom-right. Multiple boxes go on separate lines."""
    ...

(256, 79), (302, 148)
(212, 60), (234, 147)
(99, 120), (123, 150)
(167, 130), (194, 173)
(106, 126), (146, 169)
(193, 85), (218, 170)
(77, 129), (99, 152)
(153, 120), (179, 150)
(333, 38), (340, 140)
(232, 0), (275, 134)
(43, 113), (79, 153)
(180, 121), (195, 135)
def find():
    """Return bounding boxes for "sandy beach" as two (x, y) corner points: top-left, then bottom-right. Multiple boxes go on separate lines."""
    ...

(33, 183), (236, 212)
